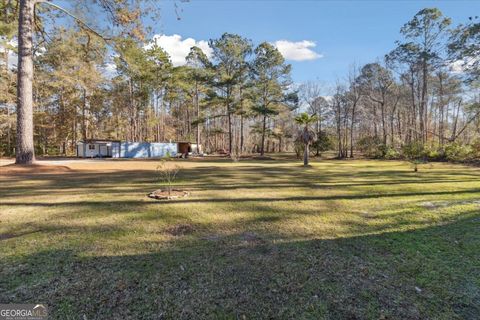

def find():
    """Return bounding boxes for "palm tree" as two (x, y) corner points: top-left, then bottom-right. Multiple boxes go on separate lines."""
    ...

(294, 113), (318, 166)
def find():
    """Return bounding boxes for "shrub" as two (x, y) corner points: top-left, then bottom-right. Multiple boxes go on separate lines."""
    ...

(444, 143), (473, 162)
(402, 142), (426, 172)
(357, 136), (383, 158)
(312, 131), (334, 156)
(469, 139), (480, 159)
(401, 142), (425, 160)
(423, 144), (444, 161)
(357, 137), (400, 159)
(294, 140), (304, 159)
(383, 146), (400, 160)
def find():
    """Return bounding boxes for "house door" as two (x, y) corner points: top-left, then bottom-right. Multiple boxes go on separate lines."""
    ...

(99, 145), (108, 158)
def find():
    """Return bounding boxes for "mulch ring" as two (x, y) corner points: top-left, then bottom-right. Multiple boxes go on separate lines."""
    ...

(147, 188), (189, 200)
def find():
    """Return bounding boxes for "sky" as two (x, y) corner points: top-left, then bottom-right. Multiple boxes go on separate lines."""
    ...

(5, 1), (477, 86)
(144, 0), (479, 84)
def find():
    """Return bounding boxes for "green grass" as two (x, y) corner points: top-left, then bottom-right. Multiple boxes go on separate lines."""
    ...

(1, 157), (479, 319)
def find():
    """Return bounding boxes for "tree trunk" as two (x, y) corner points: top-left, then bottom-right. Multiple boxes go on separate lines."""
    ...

(195, 82), (200, 154)
(240, 114), (244, 154)
(420, 59), (428, 144)
(390, 116), (395, 147)
(239, 87), (244, 155)
(260, 114), (267, 156)
(15, 0), (36, 164)
(82, 88), (89, 140)
(7, 105), (11, 155)
(350, 103), (356, 158)
(227, 112), (232, 154)
(381, 102), (387, 145)
(409, 70), (418, 141)
(438, 73), (445, 146)
(315, 118), (320, 156)
(226, 88), (233, 155)
(337, 114), (342, 158)
(304, 142), (309, 166)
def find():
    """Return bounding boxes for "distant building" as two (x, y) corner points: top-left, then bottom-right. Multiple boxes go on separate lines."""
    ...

(77, 139), (119, 158)
(76, 139), (201, 158)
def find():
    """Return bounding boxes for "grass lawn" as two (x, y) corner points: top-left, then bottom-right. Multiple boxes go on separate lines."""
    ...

(1, 156), (479, 319)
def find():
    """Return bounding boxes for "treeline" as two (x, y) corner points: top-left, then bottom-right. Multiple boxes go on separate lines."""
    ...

(299, 8), (480, 162)
(1, 5), (480, 161)
(1, 0), (297, 157)
(2, 30), (297, 156)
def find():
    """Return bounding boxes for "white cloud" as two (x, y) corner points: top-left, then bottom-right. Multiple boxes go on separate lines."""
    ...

(449, 58), (478, 74)
(450, 60), (466, 74)
(0, 38), (18, 69)
(6, 50), (16, 68)
(104, 62), (116, 73)
(149, 34), (212, 67)
(0, 39), (48, 70)
(273, 40), (323, 61)
(101, 61), (117, 79)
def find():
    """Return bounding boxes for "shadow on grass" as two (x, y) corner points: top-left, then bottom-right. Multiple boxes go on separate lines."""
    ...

(2, 163), (480, 199)
(0, 214), (478, 319)
(3, 188), (480, 208)
(1, 160), (480, 318)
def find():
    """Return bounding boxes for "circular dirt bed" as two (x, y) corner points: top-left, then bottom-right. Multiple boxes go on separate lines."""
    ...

(147, 189), (189, 200)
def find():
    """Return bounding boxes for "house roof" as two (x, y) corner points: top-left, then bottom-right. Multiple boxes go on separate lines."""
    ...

(79, 139), (121, 144)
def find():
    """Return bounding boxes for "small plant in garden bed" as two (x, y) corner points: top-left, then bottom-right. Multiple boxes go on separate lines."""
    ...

(148, 160), (189, 200)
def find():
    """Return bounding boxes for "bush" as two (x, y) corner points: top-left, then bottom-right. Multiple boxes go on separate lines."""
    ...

(357, 136), (400, 159)
(401, 142), (425, 161)
(383, 146), (400, 160)
(357, 136), (384, 158)
(401, 142), (427, 172)
(422, 144), (444, 161)
(294, 140), (304, 159)
(311, 132), (334, 156)
(469, 139), (480, 159)
(444, 143), (473, 162)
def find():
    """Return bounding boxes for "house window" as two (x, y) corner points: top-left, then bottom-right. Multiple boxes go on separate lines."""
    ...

(89, 144), (95, 150)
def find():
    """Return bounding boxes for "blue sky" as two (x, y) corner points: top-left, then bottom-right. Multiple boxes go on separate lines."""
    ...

(146, 0), (479, 84)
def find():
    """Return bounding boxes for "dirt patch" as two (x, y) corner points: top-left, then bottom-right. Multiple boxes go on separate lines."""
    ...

(165, 224), (196, 236)
(240, 231), (265, 244)
(147, 189), (189, 200)
(0, 229), (41, 240)
(359, 211), (377, 219)
(1, 163), (73, 175)
(0, 233), (16, 240)
(202, 234), (223, 241)
(421, 200), (480, 209)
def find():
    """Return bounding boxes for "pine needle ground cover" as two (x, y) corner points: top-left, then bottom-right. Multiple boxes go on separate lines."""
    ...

(1, 158), (479, 319)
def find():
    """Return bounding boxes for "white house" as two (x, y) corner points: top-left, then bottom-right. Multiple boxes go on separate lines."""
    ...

(77, 140), (183, 158)
(77, 140), (119, 158)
